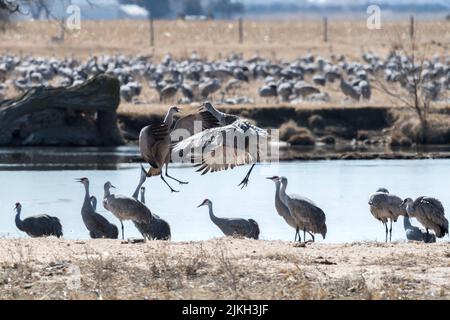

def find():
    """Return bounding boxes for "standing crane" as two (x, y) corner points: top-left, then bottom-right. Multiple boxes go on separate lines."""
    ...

(267, 176), (312, 242)
(173, 102), (270, 189)
(197, 199), (260, 239)
(103, 181), (152, 240)
(368, 188), (406, 242)
(402, 197), (449, 239)
(277, 176), (327, 242)
(14, 203), (63, 238)
(130, 166), (171, 240)
(77, 177), (118, 239)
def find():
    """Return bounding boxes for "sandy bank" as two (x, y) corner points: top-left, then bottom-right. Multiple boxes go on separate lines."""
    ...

(0, 238), (449, 300)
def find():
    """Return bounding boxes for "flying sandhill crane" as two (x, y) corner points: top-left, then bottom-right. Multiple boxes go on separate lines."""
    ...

(173, 102), (270, 188)
(277, 176), (327, 242)
(403, 216), (436, 243)
(368, 188), (406, 242)
(266, 176), (312, 242)
(140, 105), (219, 192)
(14, 203), (63, 238)
(130, 166), (171, 240)
(77, 178), (118, 239)
(103, 181), (152, 240)
(197, 199), (260, 239)
(402, 197), (449, 239)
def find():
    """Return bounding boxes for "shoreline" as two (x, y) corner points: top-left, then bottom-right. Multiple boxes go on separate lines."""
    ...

(0, 238), (449, 300)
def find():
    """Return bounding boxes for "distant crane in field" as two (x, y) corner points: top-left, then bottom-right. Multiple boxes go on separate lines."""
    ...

(14, 202), (63, 238)
(267, 176), (312, 242)
(402, 197), (449, 239)
(368, 188), (406, 242)
(130, 166), (171, 240)
(403, 216), (436, 243)
(276, 176), (327, 242)
(77, 177), (118, 239)
(173, 102), (270, 189)
(103, 181), (152, 240)
(197, 199), (260, 239)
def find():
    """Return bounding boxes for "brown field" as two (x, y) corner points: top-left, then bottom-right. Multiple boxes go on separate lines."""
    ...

(1, 20), (449, 110)
(0, 238), (449, 300)
(1, 19), (449, 60)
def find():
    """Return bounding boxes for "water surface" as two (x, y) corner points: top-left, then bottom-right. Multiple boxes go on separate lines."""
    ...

(1, 159), (448, 243)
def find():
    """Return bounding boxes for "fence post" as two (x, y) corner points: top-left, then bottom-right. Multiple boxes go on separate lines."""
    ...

(149, 11), (154, 47)
(409, 15), (414, 39)
(323, 16), (328, 42)
(238, 18), (243, 44)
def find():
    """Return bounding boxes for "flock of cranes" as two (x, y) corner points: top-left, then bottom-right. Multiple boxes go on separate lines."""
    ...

(1, 51), (449, 105)
(11, 102), (449, 244)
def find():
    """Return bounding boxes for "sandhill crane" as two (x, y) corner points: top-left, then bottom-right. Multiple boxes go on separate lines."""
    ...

(266, 176), (312, 242)
(14, 203), (63, 238)
(277, 176), (327, 242)
(368, 188), (406, 242)
(130, 166), (171, 240)
(103, 181), (152, 240)
(403, 216), (436, 243)
(140, 105), (219, 192)
(402, 197), (449, 239)
(197, 199), (259, 239)
(340, 78), (360, 101)
(199, 78), (221, 99)
(77, 178), (118, 239)
(173, 102), (270, 188)
(137, 186), (171, 240)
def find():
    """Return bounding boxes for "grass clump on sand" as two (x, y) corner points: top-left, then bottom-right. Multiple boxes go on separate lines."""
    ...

(280, 120), (316, 146)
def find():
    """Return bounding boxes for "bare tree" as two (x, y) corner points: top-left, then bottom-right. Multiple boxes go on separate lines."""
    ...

(373, 36), (440, 144)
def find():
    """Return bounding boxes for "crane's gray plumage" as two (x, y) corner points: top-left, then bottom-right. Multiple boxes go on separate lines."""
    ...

(198, 199), (259, 239)
(77, 178), (118, 239)
(402, 197), (449, 238)
(368, 188), (406, 242)
(173, 102), (269, 189)
(139, 105), (218, 192)
(403, 216), (436, 243)
(14, 203), (63, 238)
(130, 167), (171, 240)
(277, 176), (327, 242)
(103, 181), (152, 240)
(267, 176), (312, 242)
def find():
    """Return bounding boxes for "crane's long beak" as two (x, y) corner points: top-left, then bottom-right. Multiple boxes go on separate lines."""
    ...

(75, 178), (83, 183)
(197, 203), (204, 208)
(111, 185), (116, 189)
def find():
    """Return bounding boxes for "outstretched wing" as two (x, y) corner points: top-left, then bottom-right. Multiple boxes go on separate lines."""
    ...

(139, 122), (171, 168)
(173, 120), (268, 175)
(172, 110), (221, 136)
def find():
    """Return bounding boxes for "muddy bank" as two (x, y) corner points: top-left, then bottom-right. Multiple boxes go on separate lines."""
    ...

(0, 238), (449, 300)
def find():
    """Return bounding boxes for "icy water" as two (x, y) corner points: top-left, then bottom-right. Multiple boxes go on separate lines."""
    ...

(0, 159), (449, 243)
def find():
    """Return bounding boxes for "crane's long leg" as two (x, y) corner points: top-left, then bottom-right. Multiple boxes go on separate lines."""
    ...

(384, 223), (388, 243)
(165, 163), (189, 185)
(303, 229), (306, 243)
(120, 220), (124, 240)
(295, 227), (301, 242)
(161, 175), (179, 193)
(238, 163), (256, 189)
(389, 219), (393, 242)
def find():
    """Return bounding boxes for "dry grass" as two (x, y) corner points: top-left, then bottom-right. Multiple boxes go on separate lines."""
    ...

(0, 238), (449, 300)
(1, 20), (449, 60)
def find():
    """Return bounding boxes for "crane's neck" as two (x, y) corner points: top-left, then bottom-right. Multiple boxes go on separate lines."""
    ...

(82, 183), (94, 215)
(140, 190), (146, 204)
(207, 203), (219, 223)
(206, 105), (225, 123)
(132, 175), (146, 200)
(279, 180), (289, 205)
(403, 216), (413, 229)
(274, 181), (285, 216)
(104, 186), (111, 199)
(15, 208), (24, 231)
(164, 109), (175, 127)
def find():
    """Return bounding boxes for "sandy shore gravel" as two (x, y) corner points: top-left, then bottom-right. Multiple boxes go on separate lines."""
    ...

(0, 238), (449, 300)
